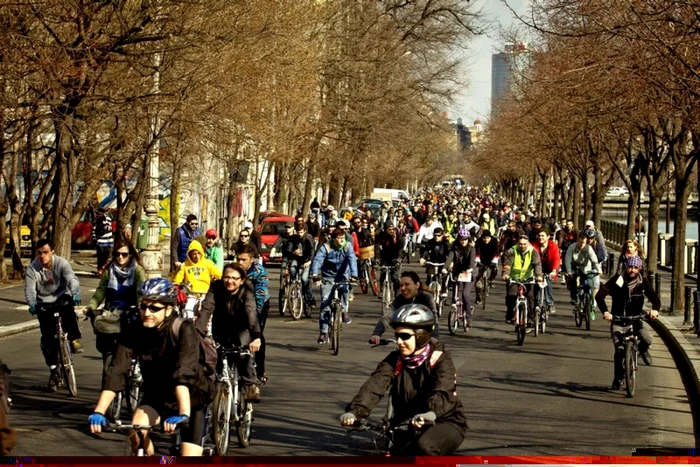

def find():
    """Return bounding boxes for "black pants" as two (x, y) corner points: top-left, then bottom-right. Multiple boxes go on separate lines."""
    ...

(505, 282), (535, 322)
(218, 332), (260, 386)
(255, 300), (270, 378)
(611, 321), (653, 380)
(392, 421), (466, 456)
(96, 246), (112, 270)
(37, 297), (82, 368)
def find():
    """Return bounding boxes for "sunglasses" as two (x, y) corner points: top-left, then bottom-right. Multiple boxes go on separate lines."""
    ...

(140, 302), (167, 313)
(116, 251), (130, 258)
(240, 234), (250, 238)
(223, 275), (243, 281)
(190, 223), (199, 227)
(395, 332), (416, 341)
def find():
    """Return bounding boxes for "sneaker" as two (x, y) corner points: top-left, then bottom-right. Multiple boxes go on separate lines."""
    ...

(549, 306), (556, 314)
(342, 312), (352, 324)
(466, 319), (472, 329)
(589, 311), (596, 321)
(611, 379), (622, 390)
(505, 319), (513, 325)
(475, 297), (482, 304)
(317, 333), (328, 345)
(440, 292), (447, 298)
(641, 350), (653, 366)
(48, 368), (60, 392)
(348, 292), (355, 302)
(246, 385), (261, 403)
(71, 339), (84, 354)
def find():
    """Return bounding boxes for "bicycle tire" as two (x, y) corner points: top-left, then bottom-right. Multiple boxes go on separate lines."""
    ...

(516, 303), (527, 346)
(360, 277), (368, 294)
(429, 282), (441, 319)
(574, 304), (583, 328)
(481, 276), (488, 310)
(278, 287), (287, 316)
(534, 307), (540, 337)
(447, 307), (458, 335)
(583, 295), (591, 330)
(369, 267), (379, 296)
(59, 333), (78, 396)
(108, 389), (122, 421)
(236, 397), (253, 448)
(625, 341), (637, 397)
(128, 383), (140, 414)
(331, 304), (341, 355)
(290, 282), (304, 320)
(212, 382), (232, 455)
(462, 307), (471, 332)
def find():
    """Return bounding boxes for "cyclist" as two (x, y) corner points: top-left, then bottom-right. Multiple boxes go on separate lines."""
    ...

(565, 231), (601, 320)
(203, 229), (224, 271)
(25, 239), (83, 391)
(595, 255), (660, 390)
(271, 222), (299, 287)
(498, 220), (522, 259)
(233, 229), (259, 259)
(236, 245), (270, 386)
(375, 221), (404, 299)
(419, 227), (451, 288)
(444, 227), (476, 328)
(311, 227), (358, 344)
(293, 217), (317, 310)
(416, 216), (441, 255)
(340, 305), (468, 456)
(86, 240), (146, 381)
(89, 278), (216, 456)
(531, 228), (561, 313)
(92, 208), (114, 276)
(370, 271), (439, 344)
(474, 230), (500, 304)
(197, 262), (263, 401)
(501, 235), (543, 325)
(171, 240), (223, 295)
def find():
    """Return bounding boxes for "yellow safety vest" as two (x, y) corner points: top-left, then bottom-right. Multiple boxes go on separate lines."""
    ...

(511, 246), (534, 280)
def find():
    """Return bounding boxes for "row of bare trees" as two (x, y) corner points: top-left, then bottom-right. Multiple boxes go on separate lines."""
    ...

(472, 0), (700, 314)
(0, 0), (480, 277)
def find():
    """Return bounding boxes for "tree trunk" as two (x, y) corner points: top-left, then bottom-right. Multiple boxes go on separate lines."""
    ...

(273, 162), (287, 214)
(572, 178), (581, 228)
(647, 191), (661, 274)
(169, 159), (182, 272)
(565, 178), (574, 219)
(301, 161), (315, 216)
(671, 177), (691, 315)
(625, 190), (639, 241)
(51, 116), (79, 260)
(581, 176), (590, 225)
(592, 164), (605, 225)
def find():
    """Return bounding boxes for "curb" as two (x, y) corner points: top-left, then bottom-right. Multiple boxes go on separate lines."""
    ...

(649, 316), (700, 448)
(0, 310), (86, 339)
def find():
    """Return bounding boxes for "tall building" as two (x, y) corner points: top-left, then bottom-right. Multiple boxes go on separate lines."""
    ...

(491, 43), (528, 112)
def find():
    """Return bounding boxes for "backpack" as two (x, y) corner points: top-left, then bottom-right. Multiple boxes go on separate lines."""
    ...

(170, 317), (218, 381)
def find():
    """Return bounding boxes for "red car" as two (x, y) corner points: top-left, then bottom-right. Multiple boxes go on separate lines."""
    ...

(257, 215), (295, 264)
(71, 208), (117, 248)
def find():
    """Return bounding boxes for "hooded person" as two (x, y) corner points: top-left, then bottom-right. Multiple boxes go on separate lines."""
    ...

(171, 240), (222, 295)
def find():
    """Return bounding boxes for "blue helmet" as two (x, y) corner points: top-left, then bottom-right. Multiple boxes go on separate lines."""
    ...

(140, 278), (178, 305)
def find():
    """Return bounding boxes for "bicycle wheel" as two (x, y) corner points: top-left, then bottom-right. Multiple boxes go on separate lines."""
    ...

(516, 303), (527, 346)
(236, 396), (253, 448)
(369, 267), (379, 296)
(59, 333), (78, 396)
(108, 390), (122, 421)
(128, 382), (140, 414)
(212, 382), (232, 455)
(462, 307), (471, 332)
(541, 308), (547, 334)
(574, 304), (583, 328)
(534, 307), (540, 337)
(447, 307), (458, 335)
(481, 277), (488, 310)
(583, 295), (591, 331)
(278, 287), (287, 316)
(625, 341), (637, 397)
(331, 305), (341, 355)
(290, 282), (304, 320)
(429, 282), (440, 318)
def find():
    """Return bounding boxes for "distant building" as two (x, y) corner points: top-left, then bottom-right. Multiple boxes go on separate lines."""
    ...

(491, 42), (528, 112)
(453, 118), (471, 152)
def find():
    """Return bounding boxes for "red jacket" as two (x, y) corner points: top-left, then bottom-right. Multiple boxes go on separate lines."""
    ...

(532, 239), (561, 275)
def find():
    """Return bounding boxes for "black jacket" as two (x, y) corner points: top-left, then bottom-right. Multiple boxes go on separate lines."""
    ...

(198, 280), (261, 344)
(475, 237), (500, 262)
(346, 340), (468, 431)
(445, 244), (476, 277)
(104, 314), (214, 412)
(375, 232), (405, 264)
(421, 238), (451, 264)
(595, 273), (661, 317)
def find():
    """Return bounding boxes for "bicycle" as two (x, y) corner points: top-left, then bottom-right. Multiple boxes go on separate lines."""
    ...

(533, 279), (548, 337)
(358, 258), (380, 297)
(322, 280), (353, 356)
(509, 279), (537, 346)
(613, 314), (646, 398)
(105, 418), (211, 456)
(447, 275), (473, 335)
(378, 264), (398, 314)
(347, 412), (436, 456)
(106, 355), (143, 422)
(212, 346), (254, 453)
(178, 283), (205, 320)
(424, 262), (445, 318)
(572, 271), (599, 331)
(39, 299), (78, 396)
(281, 264), (305, 320)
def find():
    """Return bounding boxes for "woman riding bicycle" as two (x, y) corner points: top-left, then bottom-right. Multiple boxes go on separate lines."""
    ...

(88, 278), (216, 456)
(85, 240), (146, 381)
(340, 304), (468, 455)
(444, 227), (476, 328)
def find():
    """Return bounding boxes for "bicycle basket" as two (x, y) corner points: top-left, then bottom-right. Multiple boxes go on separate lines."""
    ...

(94, 309), (124, 334)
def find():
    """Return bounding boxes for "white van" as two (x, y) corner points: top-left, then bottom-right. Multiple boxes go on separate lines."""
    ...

(372, 188), (410, 202)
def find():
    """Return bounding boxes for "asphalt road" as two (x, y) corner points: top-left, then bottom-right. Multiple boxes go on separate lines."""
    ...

(0, 259), (694, 456)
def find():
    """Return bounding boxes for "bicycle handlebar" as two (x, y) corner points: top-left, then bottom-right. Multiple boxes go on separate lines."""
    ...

(612, 314), (647, 324)
(106, 420), (189, 433)
(425, 262), (445, 267)
(219, 345), (253, 358)
(369, 338), (396, 347)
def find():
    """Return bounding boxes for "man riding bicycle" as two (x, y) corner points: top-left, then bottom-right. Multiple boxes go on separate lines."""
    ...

(473, 229), (500, 304)
(311, 228), (358, 344)
(565, 231), (601, 320)
(89, 278), (216, 456)
(25, 239), (83, 391)
(501, 235), (543, 325)
(419, 227), (451, 292)
(375, 221), (404, 299)
(595, 255), (659, 390)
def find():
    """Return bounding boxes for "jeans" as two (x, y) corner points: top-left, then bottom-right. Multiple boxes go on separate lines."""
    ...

(543, 276), (554, 306)
(36, 296), (82, 368)
(611, 321), (653, 380)
(319, 281), (348, 334)
(288, 260), (313, 304)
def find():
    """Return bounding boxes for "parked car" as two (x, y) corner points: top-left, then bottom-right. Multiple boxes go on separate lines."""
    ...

(606, 186), (629, 198)
(72, 208), (118, 248)
(4, 222), (31, 256)
(257, 215), (296, 265)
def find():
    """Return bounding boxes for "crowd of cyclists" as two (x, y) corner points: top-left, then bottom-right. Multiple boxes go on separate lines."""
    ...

(21, 186), (661, 456)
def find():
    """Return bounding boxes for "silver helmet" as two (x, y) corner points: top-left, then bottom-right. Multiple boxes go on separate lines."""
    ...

(390, 304), (435, 331)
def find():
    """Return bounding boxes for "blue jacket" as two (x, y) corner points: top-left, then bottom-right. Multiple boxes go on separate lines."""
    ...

(176, 224), (201, 263)
(247, 263), (270, 314)
(311, 240), (358, 282)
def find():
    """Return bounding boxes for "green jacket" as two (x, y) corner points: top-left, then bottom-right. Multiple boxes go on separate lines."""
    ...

(206, 243), (225, 271)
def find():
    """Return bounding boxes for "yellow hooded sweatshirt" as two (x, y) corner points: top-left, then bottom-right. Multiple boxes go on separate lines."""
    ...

(171, 240), (222, 294)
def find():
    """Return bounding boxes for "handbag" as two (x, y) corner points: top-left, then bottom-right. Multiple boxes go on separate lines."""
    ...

(94, 309), (124, 334)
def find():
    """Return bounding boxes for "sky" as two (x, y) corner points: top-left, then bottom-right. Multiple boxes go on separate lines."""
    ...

(451, 0), (531, 124)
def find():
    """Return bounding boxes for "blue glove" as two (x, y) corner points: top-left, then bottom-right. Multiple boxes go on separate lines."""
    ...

(73, 294), (82, 306)
(88, 412), (108, 428)
(28, 305), (36, 315)
(164, 414), (189, 427)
